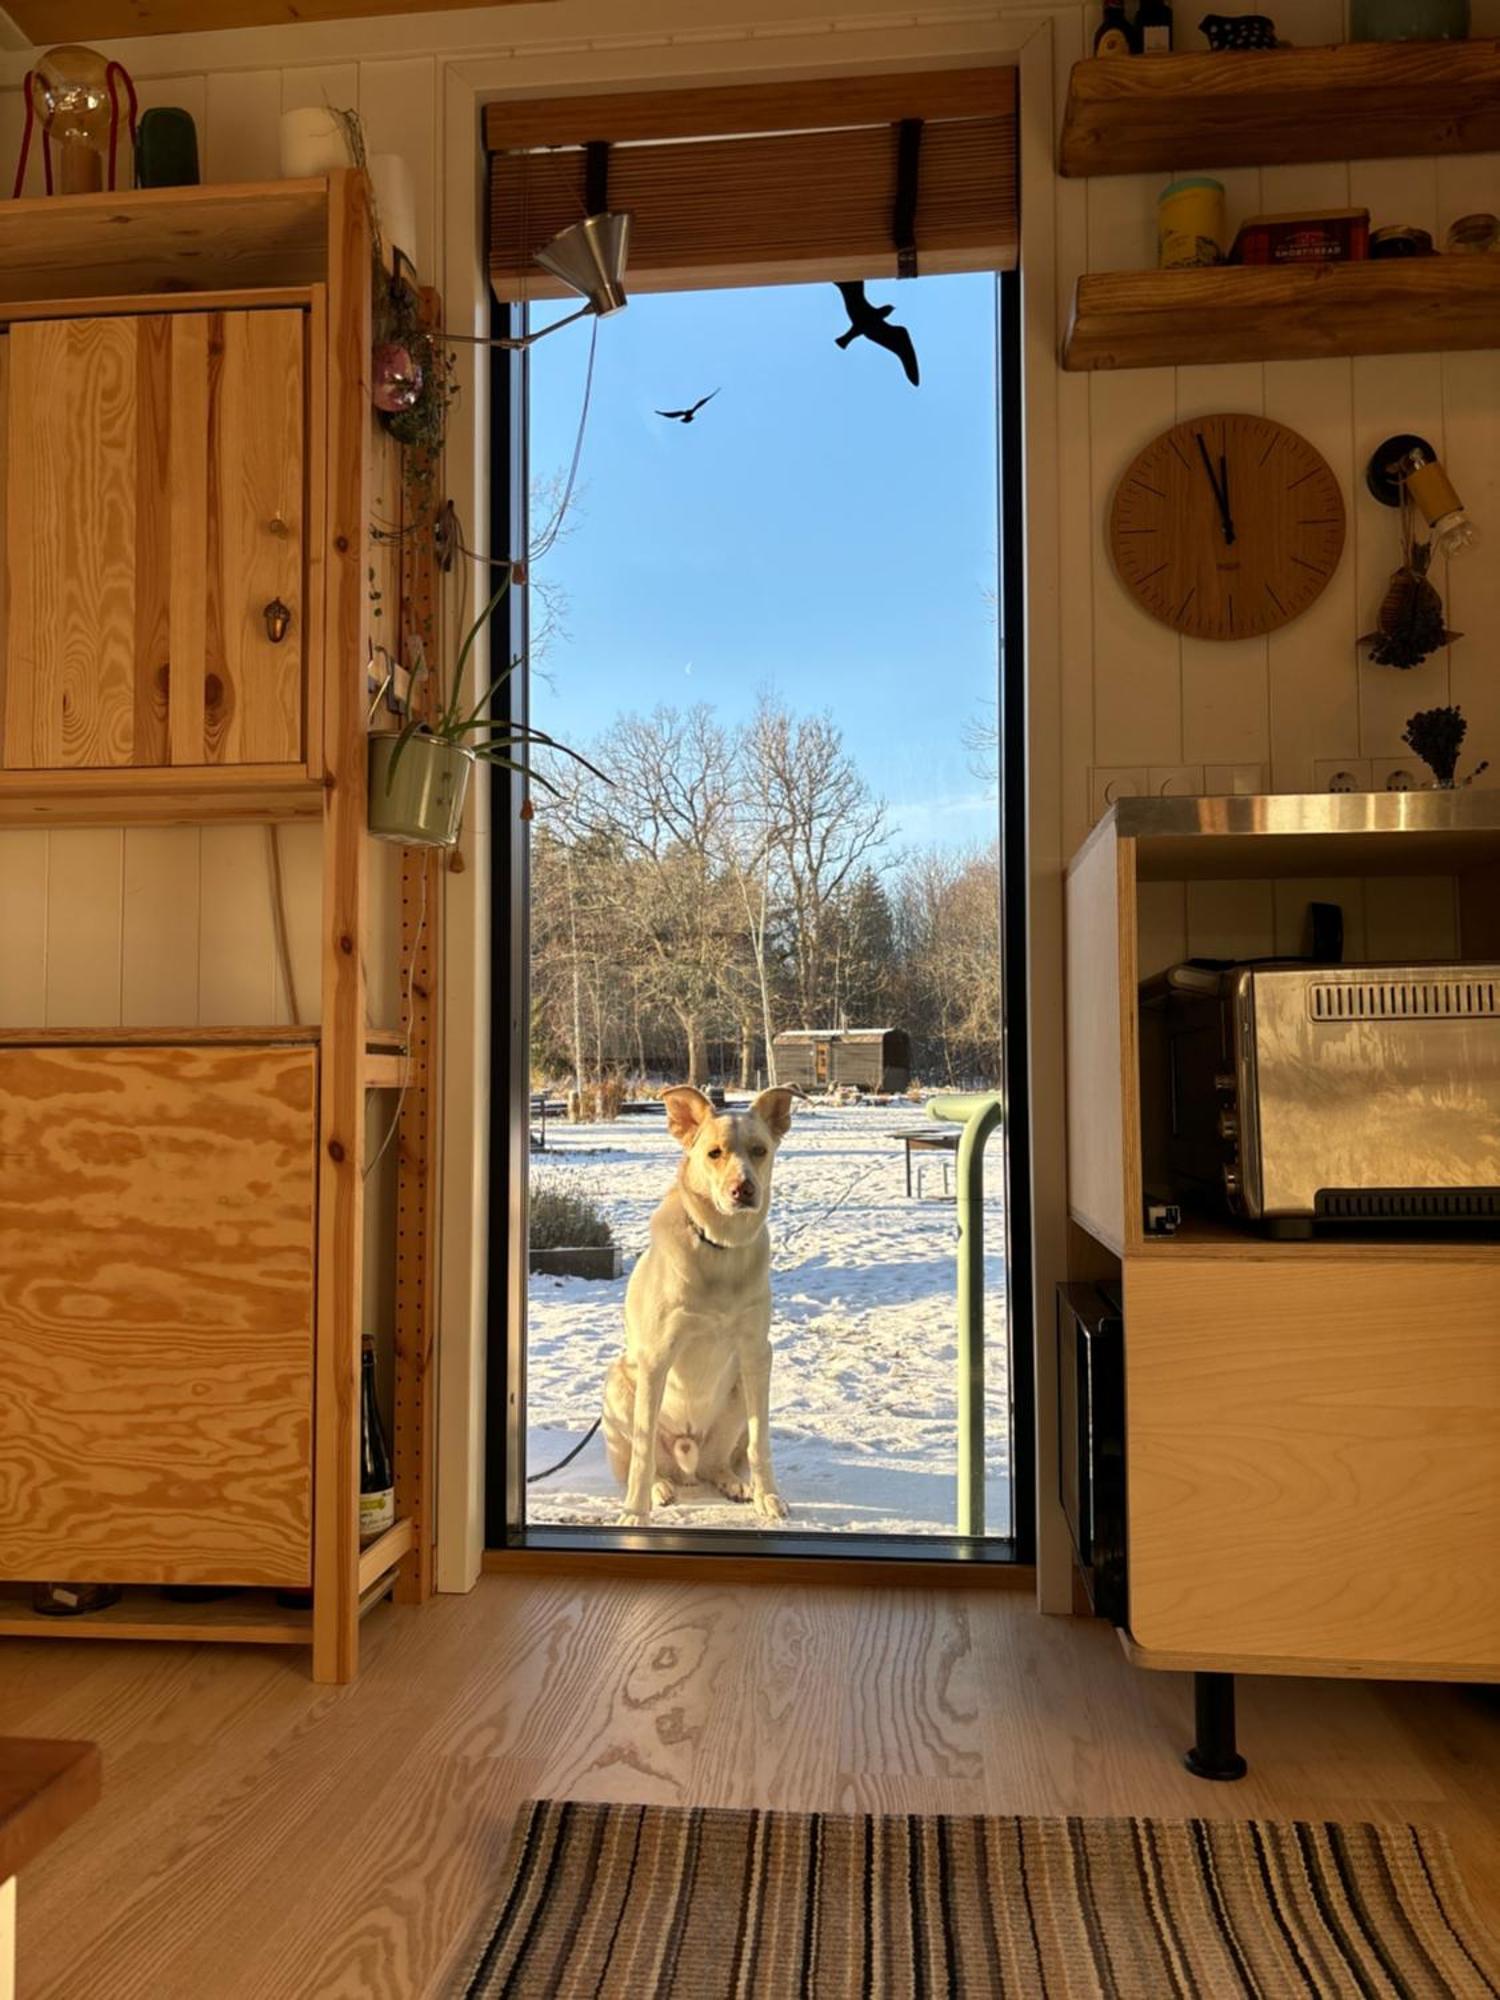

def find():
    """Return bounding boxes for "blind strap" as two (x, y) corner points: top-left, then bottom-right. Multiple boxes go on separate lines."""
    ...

(584, 139), (610, 216)
(894, 118), (923, 279)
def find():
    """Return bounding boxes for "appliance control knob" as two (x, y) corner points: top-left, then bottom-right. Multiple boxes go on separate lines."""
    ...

(1218, 1108), (1239, 1142)
(1213, 1071), (1236, 1094)
(1222, 1163), (1242, 1206)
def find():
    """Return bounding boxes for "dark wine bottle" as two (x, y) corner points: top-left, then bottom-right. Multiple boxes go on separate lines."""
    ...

(360, 1337), (395, 1544)
(1094, 0), (1138, 52)
(1135, 0), (1173, 50)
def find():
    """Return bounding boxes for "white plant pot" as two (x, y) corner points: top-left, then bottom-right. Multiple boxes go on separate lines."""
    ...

(368, 732), (472, 847)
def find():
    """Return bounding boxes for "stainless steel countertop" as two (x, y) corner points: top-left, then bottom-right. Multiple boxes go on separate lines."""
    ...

(1106, 790), (1500, 840)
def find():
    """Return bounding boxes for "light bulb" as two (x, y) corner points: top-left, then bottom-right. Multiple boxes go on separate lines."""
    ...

(1430, 509), (1480, 560)
(34, 44), (112, 150)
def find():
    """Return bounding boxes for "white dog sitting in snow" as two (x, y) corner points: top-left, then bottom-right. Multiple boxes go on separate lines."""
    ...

(602, 1085), (794, 1525)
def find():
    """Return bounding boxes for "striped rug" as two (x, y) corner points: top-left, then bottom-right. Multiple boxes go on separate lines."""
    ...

(458, 1802), (1500, 1998)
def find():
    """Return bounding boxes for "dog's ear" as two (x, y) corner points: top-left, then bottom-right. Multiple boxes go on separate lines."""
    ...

(751, 1087), (794, 1139)
(664, 1086), (713, 1148)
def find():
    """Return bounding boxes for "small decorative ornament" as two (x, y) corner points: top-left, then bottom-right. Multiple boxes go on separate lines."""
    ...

(372, 341), (423, 414)
(1200, 11), (1279, 45)
(1361, 534), (1461, 670)
(1402, 705), (1489, 788)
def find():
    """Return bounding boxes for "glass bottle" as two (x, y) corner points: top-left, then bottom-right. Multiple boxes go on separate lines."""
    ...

(360, 1337), (395, 1544)
(1095, 0), (1139, 52)
(1136, 0), (1174, 51)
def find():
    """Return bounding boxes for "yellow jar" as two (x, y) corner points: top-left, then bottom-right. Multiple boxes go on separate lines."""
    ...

(1158, 176), (1227, 269)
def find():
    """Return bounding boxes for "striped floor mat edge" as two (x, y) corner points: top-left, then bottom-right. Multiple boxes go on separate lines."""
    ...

(458, 1801), (1500, 1998)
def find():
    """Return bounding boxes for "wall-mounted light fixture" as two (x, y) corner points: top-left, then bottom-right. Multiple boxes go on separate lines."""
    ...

(1366, 433), (1479, 558)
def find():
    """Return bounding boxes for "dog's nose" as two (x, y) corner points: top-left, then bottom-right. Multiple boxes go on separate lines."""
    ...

(731, 1180), (757, 1208)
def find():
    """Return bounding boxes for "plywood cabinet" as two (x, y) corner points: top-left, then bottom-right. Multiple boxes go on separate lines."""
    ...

(0, 1037), (317, 1588)
(2, 307), (308, 773)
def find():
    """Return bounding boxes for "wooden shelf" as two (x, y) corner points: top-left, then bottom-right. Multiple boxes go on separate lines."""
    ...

(1129, 1214), (1500, 1260)
(364, 1029), (409, 1090)
(1060, 39), (1500, 178)
(1064, 254), (1500, 371)
(0, 178), (331, 304)
(0, 1587), (311, 1646)
(357, 1518), (414, 1594)
(0, 767), (324, 830)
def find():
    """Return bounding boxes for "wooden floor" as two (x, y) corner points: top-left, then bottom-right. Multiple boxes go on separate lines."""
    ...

(5, 1576), (1498, 1998)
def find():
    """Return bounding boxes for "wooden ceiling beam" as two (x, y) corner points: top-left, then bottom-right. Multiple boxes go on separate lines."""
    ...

(5, 0), (548, 44)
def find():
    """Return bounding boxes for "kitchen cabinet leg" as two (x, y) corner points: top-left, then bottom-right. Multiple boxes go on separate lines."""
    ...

(1184, 1671), (1248, 1781)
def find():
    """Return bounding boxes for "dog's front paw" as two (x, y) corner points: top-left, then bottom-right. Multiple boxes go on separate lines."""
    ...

(616, 1508), (651, 1528)
(714, 1475), (753, 1503)
(753, 1489), (789, 1523)
(651, 1479), (677, 1508)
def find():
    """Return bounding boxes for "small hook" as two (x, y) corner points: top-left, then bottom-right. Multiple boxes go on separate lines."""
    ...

(264, 597), (293, 644)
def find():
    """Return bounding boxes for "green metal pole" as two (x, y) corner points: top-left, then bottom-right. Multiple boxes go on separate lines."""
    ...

(929, 1091), (1004, 1538)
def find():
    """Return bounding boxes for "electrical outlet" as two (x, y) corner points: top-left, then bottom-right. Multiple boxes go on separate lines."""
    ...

(1371, 756), (1422, 793)
(1204, 763), (1267, 796)
(1148, 764), (1204, 798)
(1091, 767), (1148, 820)
(1313, 758), (1372, 793)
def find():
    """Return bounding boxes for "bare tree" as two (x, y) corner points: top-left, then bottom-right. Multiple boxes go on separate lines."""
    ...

(743, 698), (889, 1030)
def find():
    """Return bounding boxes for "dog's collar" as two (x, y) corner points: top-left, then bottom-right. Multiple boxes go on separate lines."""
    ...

(688, 1218), (730, 1252)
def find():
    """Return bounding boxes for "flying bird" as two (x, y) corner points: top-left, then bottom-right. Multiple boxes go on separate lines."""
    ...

(656, 390), (720, 424)
(833, 282), (920, 387)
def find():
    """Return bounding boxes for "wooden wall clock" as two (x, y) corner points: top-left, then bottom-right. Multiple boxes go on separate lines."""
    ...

(1110, 413), (1345, 641)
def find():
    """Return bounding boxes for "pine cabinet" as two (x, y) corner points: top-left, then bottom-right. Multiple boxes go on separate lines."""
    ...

(0, 1035), (318, 1588)
(2, 307), (309, 773)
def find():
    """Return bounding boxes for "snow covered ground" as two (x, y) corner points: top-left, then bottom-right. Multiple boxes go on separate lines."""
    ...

(525, 1096), (1011, 1536)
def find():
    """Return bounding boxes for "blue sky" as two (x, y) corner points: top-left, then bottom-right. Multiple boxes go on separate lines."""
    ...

(526, 273), (1001, 855)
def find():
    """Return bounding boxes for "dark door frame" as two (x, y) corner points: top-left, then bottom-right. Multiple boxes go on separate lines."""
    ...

(485, 271), (1033, 1562)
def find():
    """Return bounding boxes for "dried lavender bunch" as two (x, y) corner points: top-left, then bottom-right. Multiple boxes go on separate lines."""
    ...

(1402, 704), (1490, 788)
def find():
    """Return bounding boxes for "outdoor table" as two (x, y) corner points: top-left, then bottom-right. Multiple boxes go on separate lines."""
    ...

(891, 1125), (962, 1199)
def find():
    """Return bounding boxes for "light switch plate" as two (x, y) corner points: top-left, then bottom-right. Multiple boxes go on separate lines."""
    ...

(1091, 766), (1148, 819)
(1148, 764), (1204, 798)
(1204, 762), (1267, 796)
(1313, 758), (1372, 793)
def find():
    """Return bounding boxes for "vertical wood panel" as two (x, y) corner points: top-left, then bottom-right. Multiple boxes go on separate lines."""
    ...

(1089, 367), (1181, 764)
(1176, 361), (1270, 767)
(121, 828), (201, 1026)
(43, 830), (123, 1027)
(168, 315), (209, 768)
(1352, 351), (1449, 758)
(5, 320), (141, 771)
(203, 69), (283, 184)
(1264, 357), (1359, 793)
(215, 309), (306, 765)
(0, 832), (47, 1029)
(358, 57), (439, 279)
(275, 822), (323, 1027)
(199, 827), (278, 1026)
(281, 66), (362, 118)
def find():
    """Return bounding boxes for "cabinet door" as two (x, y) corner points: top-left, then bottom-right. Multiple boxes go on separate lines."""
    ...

(3, 309), (306, 772)
(0, 1042), (317, 1587)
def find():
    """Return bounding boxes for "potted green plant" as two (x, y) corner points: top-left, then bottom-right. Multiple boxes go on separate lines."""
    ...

(369, 572), (600, 846)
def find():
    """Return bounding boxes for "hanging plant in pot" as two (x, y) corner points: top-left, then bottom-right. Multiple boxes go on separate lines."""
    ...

(369, 573), (603, 847)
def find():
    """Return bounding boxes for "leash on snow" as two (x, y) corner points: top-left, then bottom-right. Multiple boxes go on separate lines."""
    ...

(527, 1416), (603, 1485)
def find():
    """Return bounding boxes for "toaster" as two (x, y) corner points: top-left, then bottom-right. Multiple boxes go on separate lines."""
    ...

(1141, 961), (1500, 1236)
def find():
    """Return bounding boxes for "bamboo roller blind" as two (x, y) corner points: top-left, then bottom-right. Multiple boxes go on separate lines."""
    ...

(486, 68), (1018, 299)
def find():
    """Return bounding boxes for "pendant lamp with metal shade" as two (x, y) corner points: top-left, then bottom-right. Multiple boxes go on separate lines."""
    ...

(450, 208), (632, 351)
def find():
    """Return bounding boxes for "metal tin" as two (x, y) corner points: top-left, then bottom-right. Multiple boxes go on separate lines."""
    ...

(1370, 224), (1434, 258)
(1445, 212), (1500, 254)
(1157, 176), (1227, 269)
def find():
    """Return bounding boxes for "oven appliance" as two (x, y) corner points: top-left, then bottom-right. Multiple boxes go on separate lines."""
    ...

(1141, 960), (1500, 1236)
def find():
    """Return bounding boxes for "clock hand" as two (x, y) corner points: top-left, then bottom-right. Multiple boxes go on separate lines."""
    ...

(1194, 432), (1235, 545)
(1218, 449), (1237, 547)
